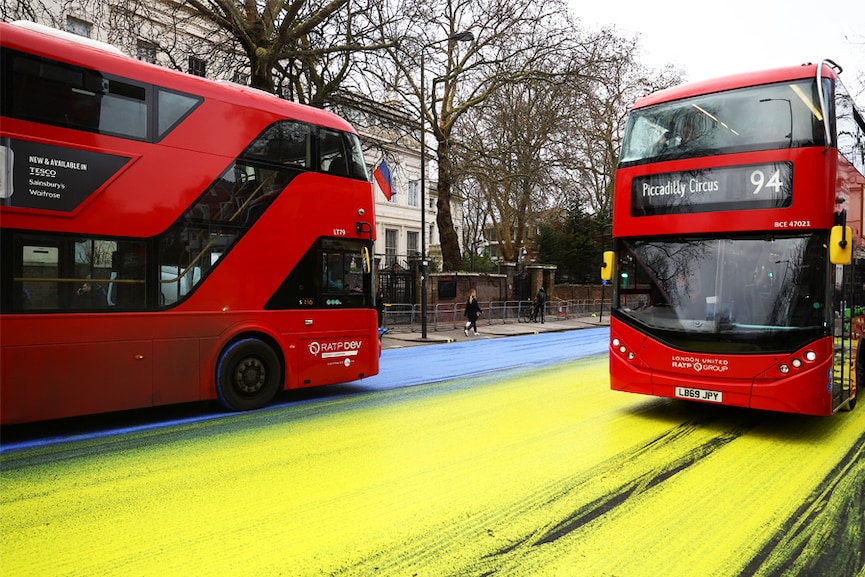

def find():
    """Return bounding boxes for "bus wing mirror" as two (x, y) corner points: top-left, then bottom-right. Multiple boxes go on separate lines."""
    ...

(601, 251), (615, 281)
(830, 225), (853, 265)
(361, 246), (371, 273)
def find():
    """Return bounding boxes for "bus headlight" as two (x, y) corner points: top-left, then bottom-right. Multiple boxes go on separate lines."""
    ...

(779, 364), (790, 374)
(804, 350), (817, 362)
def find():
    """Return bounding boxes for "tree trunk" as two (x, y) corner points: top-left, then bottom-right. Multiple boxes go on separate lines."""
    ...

(435, 139), (463, 271)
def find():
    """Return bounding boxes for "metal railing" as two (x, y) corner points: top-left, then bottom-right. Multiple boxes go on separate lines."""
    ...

(380, 299), (611, 332)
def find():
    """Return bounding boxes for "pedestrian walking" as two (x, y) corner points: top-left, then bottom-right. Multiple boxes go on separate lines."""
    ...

(534, 286), (547, 323)
(464, 288), (482, 336)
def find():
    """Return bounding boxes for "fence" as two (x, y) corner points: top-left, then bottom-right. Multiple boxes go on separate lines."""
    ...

(380, 299), (612, 333)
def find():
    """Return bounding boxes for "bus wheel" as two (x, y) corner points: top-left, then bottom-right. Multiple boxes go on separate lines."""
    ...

(216, 338), (282, 411)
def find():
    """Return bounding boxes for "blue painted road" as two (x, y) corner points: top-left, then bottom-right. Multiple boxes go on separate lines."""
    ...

(0, 328), (609, 452)
(352, 327), (610, 391)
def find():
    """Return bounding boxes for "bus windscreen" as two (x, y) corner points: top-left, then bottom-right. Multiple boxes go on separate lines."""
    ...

(615, 233), (829, 353)
(619, 79), (826, 165)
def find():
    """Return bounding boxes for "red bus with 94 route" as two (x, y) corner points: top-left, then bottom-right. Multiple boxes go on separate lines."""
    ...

(604, 60), (865, 415)
(0, 21), (380, 424)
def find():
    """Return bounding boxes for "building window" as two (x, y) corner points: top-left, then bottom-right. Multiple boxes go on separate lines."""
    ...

(407, 231), (419, 257)
(232, 70), (249, 86)
(136, 40), (157, 63)
(188, 56), (207, 78)
(408, 179), (419, 207)
(385, 229), (398, 267)
(65, 16), (92, 38)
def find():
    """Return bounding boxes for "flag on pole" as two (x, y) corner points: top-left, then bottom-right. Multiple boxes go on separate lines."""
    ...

(373, 160), (393, 200)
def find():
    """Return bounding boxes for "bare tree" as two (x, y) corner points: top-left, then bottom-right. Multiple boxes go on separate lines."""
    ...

(362, 0), (604, 271)
(178, 0), (392, 105)
(459, 78), (569, 263)
(454, 24), (684, 267)
(557, 31), (684, 217)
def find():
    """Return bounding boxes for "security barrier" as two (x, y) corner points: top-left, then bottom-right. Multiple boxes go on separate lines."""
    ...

(379, 299), (612, 332)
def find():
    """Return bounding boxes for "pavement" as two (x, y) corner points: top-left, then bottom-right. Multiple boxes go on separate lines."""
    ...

(380, 314), (610, 349)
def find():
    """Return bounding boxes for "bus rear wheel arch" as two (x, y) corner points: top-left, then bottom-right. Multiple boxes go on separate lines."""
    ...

(216, 337), (283, 411)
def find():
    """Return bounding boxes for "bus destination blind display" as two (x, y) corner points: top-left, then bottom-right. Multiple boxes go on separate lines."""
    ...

(631, 162), (793, 216)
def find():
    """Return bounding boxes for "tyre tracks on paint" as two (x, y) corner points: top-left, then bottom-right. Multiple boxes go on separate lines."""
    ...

(2, 355), (864, 576)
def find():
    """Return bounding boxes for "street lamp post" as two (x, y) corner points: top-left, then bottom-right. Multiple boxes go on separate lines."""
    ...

(420, 30), (473, 339)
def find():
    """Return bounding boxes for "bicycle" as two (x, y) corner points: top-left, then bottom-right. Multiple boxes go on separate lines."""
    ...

(519, 302), (535, 322)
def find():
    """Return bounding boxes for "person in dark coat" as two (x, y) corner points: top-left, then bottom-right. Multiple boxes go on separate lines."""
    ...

(534, 286), (547, 323)
(463, 288), (482, 336)
(376, 289), (385, 327)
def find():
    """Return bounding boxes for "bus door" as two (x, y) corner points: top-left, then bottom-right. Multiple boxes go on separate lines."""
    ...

(832, 262), (856, 411)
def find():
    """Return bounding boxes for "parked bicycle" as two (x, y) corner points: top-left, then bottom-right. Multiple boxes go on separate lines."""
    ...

(519, 301), (535, 322)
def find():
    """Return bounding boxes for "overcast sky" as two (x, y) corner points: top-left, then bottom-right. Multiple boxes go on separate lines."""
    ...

(570, 0), (865, 95)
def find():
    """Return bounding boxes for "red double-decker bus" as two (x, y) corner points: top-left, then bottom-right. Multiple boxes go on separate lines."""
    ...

(604, 60), (865, 415)
(0, 22), (380, 424)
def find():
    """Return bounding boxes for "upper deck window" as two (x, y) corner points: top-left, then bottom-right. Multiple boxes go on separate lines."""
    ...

(619, 79), (826, 166)
(835, 79), (865, 173)
(1, 48), (202, 142)
(239, 120), (369, 181)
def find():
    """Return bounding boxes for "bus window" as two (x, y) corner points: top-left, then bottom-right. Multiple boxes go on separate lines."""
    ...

(2, 233), (146, 312)
(157, 89), (202, 139)
(319, 128), (349, 176)
(835, 79), (865, 173)
(318, 129), (369, 180)
(346, 132), (369, 180)
(266, 238), (373, 310)
(241, 120), (313, 169)
(158, 159), (293, 307)
(619, 79), (825, 165)
(4, 48), (150, 140)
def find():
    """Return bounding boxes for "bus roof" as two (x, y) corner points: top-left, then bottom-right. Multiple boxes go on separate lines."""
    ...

(0, 21), (356, 134)
(633, 62), (842, 109)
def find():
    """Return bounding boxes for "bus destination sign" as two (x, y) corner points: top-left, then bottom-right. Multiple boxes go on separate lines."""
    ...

(631, 162), (793, 216)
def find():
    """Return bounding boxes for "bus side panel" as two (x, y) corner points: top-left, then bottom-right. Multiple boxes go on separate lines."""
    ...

(294, 311), (380, 388)
(152, 338), (201, 406)
(1, 334), (153, 424)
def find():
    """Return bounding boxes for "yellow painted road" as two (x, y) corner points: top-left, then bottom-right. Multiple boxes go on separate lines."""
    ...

(2, 356), (864, 576)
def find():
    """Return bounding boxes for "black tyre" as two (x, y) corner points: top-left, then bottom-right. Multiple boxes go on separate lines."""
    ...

(216, 338), (282, 411)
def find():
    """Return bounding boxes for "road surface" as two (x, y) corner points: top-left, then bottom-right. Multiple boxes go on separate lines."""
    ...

(1, 329), (863, 576)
